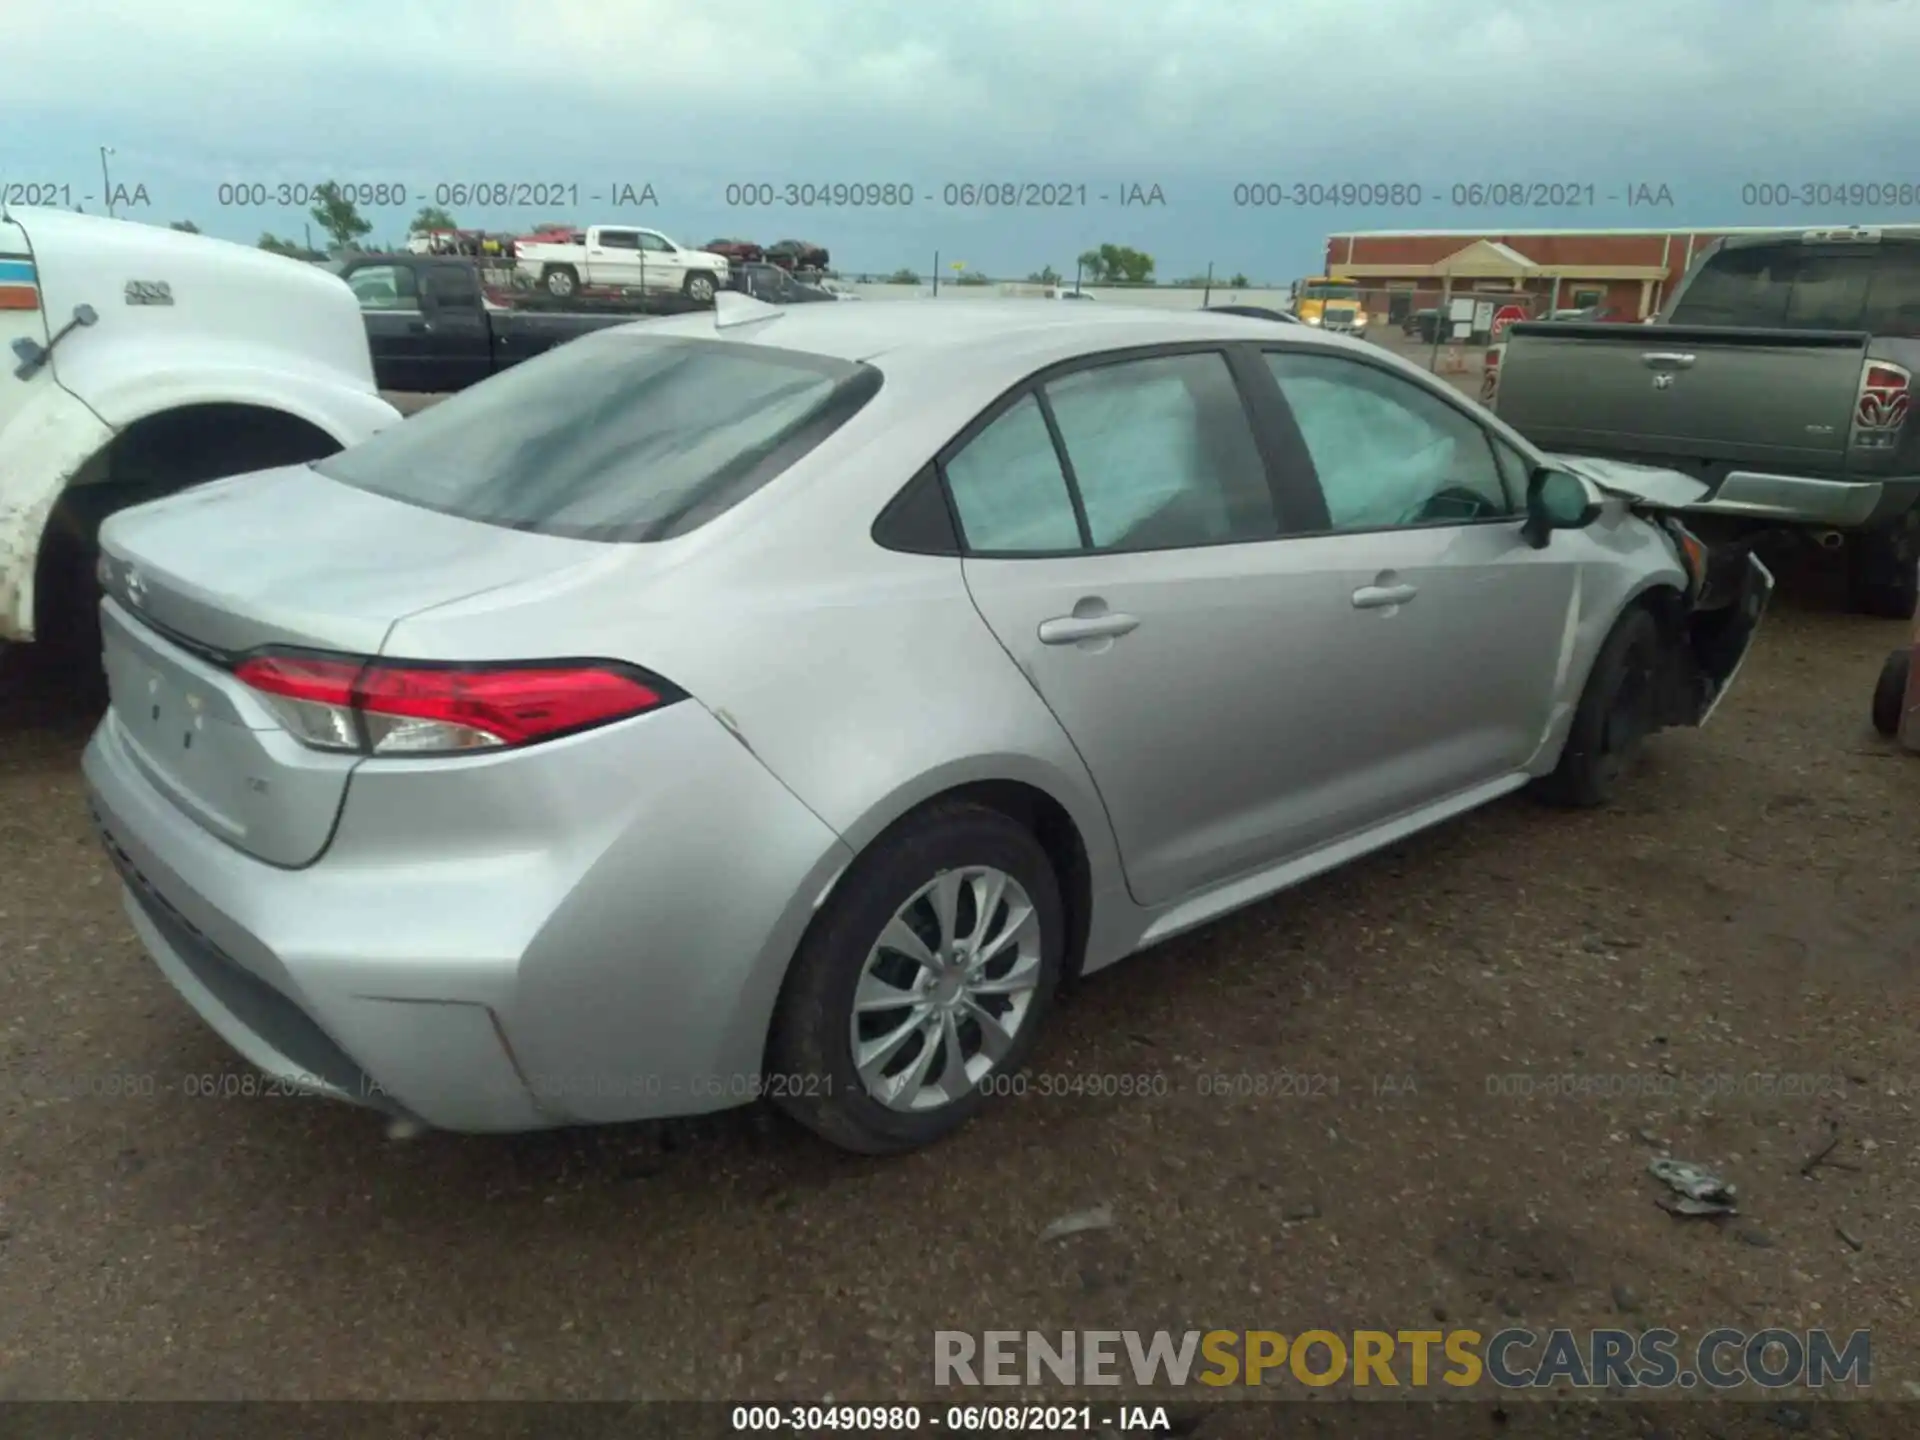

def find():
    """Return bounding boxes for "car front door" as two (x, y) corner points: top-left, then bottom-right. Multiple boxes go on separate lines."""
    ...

(344, 261), (428, 391)
(1247, 346), (1584, 836)
(636, 230), (680, 293)
(587, 228), (640, 288)
(952, 347), (1353, 910)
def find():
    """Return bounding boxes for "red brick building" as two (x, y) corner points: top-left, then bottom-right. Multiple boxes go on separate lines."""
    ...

(1321, 227), (1771, 323)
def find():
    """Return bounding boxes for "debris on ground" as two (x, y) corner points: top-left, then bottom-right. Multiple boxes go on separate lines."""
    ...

(1836, 1224), (1865, 1252)
(1649, 1158), (1738, 1216)
(1039, 1203), (1114, 1242)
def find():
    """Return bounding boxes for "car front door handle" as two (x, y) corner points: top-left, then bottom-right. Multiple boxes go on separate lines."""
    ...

(1038, 612), (1140, 644)
(1352, 583), (1418, 610)
(1640, 351), (1696, 369)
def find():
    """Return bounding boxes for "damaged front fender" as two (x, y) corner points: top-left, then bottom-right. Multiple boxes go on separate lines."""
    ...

(0, 385), (116, 642)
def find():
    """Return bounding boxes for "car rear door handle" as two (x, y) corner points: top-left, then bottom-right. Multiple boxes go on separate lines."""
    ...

(1038, 612), (1140, 644)
(1352, 583), (1418, 609)
(1640, 352), (1696, 369)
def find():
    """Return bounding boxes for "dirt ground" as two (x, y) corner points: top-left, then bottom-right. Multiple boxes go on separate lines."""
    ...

(0, 525), (1915, 1423)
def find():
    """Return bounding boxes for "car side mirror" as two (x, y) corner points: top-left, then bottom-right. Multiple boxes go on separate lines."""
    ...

(1521, 467), (1601, 550)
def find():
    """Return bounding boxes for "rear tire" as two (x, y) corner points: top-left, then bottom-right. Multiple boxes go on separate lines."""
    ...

(1846, 527), (1919, 620)
(543, 265), (579, 299)
(767, 803), (1066, 1155)
(1537, 606), (1664, 808)
(683, 271), (717, 303)
(1873, 648), (1911, 738)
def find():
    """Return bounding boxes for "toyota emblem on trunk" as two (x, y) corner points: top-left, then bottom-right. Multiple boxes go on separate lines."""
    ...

(1653, 373), (1675, 390)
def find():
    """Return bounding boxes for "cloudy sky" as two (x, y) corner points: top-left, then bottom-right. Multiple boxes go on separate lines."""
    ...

(7, 0), (1918, 279)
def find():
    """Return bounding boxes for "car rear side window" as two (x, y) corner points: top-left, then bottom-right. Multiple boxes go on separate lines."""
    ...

(1041, 353), (1277, 550)
(313, 334), (880, 542)
(943, 394), (1084, 553)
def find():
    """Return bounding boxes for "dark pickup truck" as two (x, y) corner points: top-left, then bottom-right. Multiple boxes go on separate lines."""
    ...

(1486, 227), (1920, 617)
(333, 254), (703, 393)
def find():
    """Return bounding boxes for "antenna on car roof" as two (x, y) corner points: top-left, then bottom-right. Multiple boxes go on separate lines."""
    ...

(714, 291), (784, 330)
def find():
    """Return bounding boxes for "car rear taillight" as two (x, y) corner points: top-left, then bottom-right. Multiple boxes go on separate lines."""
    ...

(234, 652), (681, 756)
(1852, 360), (1912, 451)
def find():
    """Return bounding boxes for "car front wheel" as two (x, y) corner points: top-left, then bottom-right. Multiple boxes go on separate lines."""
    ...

(1537, 606), (1663, 808)
(767, 803), (1066, 1154)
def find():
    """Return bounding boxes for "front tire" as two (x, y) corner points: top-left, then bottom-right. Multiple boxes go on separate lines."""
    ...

(1873, 648), (1911, 737)
(767, 803), (1066, 1155)
(1537, 606), (1663, 808)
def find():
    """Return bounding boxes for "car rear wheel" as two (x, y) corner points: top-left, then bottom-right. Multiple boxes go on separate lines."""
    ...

(1846, 527), (1919, 620)
(1537, 606), (1663, 808)
(683, 272), (717, 303)
(767, 802), (1066, 1154)
(543, 265), (579, 298)
(1873, 647), (1911, 737)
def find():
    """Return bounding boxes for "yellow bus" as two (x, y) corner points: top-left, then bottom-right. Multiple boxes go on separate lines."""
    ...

(1289, 276), (1366, 334)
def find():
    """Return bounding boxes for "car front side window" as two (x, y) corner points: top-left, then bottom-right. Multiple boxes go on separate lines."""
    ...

(1263, 351), (1516, 531)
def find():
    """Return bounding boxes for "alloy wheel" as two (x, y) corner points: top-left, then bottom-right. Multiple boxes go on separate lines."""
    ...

(849, 867), (1044, 1112)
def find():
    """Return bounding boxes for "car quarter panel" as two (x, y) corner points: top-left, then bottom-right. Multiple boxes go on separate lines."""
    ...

(85, 690), (855, 1128)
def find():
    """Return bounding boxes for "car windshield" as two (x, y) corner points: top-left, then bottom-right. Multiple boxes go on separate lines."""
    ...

(314, 334), (881, 541)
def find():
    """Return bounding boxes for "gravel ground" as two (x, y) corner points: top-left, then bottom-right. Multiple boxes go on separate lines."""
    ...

(0, 527), (1915, 1413)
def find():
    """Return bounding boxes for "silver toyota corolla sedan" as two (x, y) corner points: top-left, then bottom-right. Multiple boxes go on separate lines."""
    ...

(83, 297), (1773, 1154)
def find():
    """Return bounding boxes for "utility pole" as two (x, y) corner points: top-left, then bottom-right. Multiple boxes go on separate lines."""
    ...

(99, 146), (116, 217)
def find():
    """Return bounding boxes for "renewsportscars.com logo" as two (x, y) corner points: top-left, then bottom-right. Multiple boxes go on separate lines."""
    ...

(934, 1327), (1872, 1391)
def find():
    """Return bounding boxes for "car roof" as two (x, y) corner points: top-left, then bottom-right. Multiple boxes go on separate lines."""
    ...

(624, 298), (1383, 385)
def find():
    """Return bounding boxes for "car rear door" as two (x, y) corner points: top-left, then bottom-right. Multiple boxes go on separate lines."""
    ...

(950, 346), (1399, 910)
(416, 263), (493, 391)
(586, 228), (641, 288)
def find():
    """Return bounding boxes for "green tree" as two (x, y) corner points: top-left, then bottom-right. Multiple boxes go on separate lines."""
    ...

(1078, 244), (1154, 284)
(410, 204), (456, 235)
(1028, 265), (1062, 286)
(956, 272), (990, 286)
(1174, 275), (1212, 288)
(169, 219), (201, 233)
(258, 232), (301, 256)
(310, 182), (372, 250)
(886, 268), (921, 284)
(1229, 273), (1250, 288)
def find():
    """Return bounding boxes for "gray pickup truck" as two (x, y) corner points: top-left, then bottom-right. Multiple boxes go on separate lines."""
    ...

(1486, 226), (1920, 617)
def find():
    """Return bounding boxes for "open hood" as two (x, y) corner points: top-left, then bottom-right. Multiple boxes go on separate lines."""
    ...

(1547, 453), (1712, 511)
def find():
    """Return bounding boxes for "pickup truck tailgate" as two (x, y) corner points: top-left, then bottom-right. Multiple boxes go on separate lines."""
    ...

(1494, 322), (1869, 471)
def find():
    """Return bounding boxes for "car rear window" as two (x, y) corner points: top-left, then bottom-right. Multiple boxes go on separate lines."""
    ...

(314, 333), (880, 541)
(1668, 241), (1920, 333)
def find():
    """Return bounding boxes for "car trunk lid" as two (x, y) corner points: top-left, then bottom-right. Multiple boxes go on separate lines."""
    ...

(1494, 321), (1870, 472)
(95, 464), (603, 866)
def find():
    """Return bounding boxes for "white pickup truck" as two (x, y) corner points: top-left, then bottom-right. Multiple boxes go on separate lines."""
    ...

(0, 208), (400, 665)
(514, 225), (730, 302)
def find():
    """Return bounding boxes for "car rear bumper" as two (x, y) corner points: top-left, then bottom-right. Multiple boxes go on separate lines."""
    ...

(1688, 472), (1920, 529)
(83, 699), (854, 1132)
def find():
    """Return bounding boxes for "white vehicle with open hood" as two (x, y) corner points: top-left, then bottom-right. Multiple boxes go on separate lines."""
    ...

(0, 208), (400, 664)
